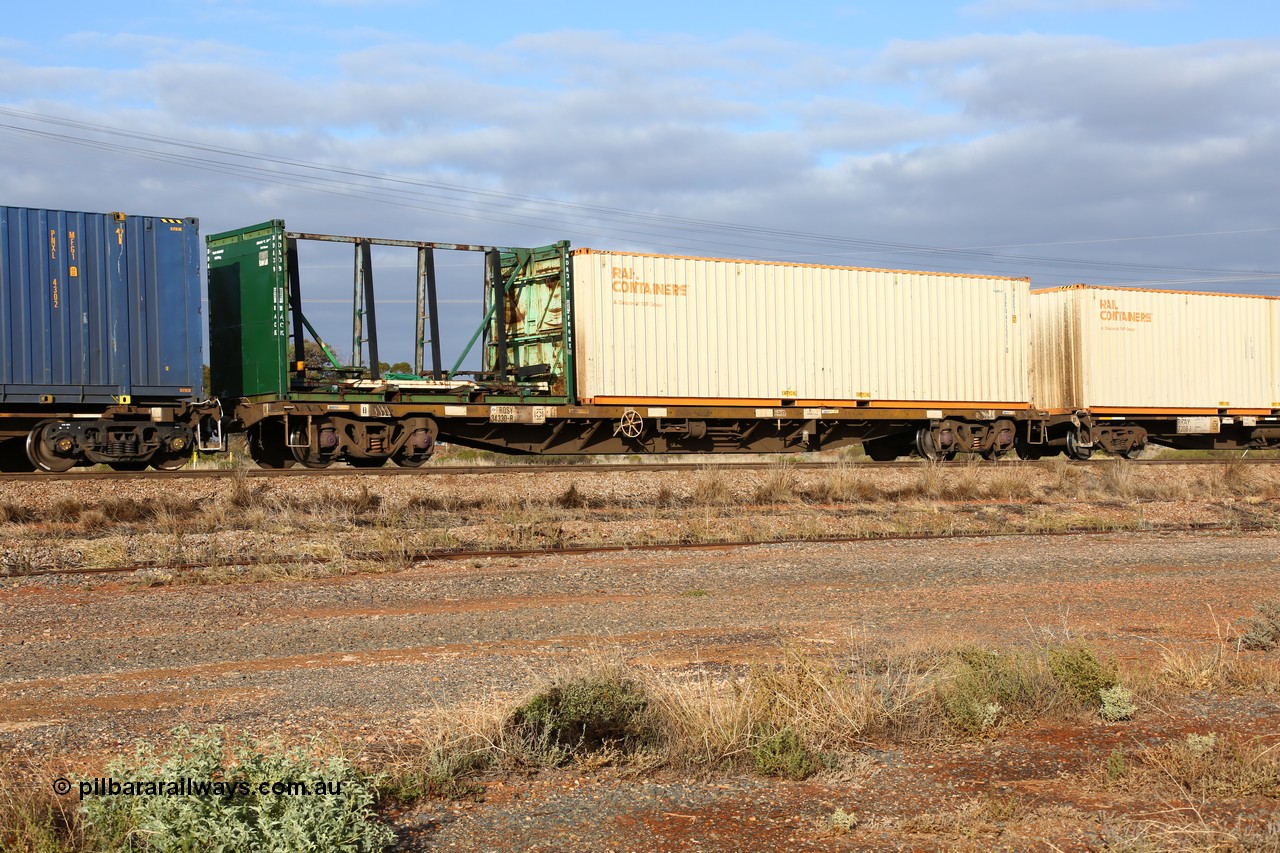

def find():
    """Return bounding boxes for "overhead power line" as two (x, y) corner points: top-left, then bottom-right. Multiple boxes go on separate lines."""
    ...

(0, 106), (1276, 287)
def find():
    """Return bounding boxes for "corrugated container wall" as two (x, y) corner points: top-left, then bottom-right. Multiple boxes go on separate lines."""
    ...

(1029, 285), (1279, 411)
(0, 207), (202, 404)
(570, 251), (1030, 406)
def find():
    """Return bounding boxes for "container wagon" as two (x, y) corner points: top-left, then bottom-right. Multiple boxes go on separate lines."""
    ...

(0, 206), (221, 472)
(1029, 284), (1280, 457)
(207, 220), (1044, 467)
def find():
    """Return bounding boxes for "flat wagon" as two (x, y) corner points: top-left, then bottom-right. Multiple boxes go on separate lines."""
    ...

(206, 220), (1043, 466)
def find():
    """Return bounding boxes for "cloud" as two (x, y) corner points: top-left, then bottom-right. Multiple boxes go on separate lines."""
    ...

(0, 25), (1277, 303)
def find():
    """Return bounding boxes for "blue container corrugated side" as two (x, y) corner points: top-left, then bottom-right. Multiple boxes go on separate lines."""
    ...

(0, 207), (202, 404)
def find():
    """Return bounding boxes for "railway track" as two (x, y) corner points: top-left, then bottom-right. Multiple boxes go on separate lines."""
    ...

(2, 455), (1277, 483)
(3, 520), (1262, 580)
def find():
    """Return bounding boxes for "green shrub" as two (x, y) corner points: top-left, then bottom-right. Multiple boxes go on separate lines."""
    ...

(80, 727), (392, 852)
(1099, 685), (1137, 722)
(936, 648), (1046, 735)
(749, 726), (820, 779)
(505, 673), (659, 765)
(1046, 641), (1119, 707)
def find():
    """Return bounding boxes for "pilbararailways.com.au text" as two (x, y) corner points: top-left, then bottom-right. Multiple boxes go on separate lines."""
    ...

(61, 777), (346, 801)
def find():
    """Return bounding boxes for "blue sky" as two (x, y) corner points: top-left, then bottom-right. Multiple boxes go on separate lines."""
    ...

(2, 0), (1278, 364)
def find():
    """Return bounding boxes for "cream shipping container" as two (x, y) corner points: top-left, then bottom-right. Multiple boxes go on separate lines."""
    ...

(569, 250), (1031, 408)
(1029, 285), (1280, 413)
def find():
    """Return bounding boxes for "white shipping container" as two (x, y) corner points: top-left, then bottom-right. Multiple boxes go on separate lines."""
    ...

(1029, 285), (1279, 411)
(569, 250), (1030, 406)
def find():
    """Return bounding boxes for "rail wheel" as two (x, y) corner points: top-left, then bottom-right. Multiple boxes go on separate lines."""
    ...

(914, 427), (956, 462)
(150, 453), (191, 471)
(26, 421), (77, 473)
(248, 423), (295, 469)
(391, 452), (425, 468)
(1065, 431), (1094, 461)
(289, 446), (332, 469)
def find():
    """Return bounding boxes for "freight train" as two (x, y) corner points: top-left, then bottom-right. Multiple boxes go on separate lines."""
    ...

(3, 205), (1278, 472)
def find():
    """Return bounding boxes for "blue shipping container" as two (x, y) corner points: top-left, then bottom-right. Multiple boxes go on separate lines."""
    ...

(0, 207), (202, 404)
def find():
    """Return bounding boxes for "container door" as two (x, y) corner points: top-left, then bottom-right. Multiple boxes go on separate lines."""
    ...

(124, 215), (202, 398)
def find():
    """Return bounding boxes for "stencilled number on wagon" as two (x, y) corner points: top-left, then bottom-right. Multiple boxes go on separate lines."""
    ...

(489, 406), (548, 424)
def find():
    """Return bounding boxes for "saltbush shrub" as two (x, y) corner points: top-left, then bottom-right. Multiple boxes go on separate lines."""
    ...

(80, 727), (392, 852)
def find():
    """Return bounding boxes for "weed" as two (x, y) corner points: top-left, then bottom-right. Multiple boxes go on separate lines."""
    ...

(1107, 747), (1129, 782)
(226, 473), (270, 510)
(1140, 731), (1280, 799)
(0, 502), (35, 525)
(1238, 600), (1280, 651)
(1046, 641), (1119, 708)
(505, 670), (660, 766)
(0, 756), (82, 852)
(691, 469), (733, 506)
(935, 647), (1049, 735)
(1099, 685), (1137, 721)
(753, 460), (797, 504)
(557, 482), (586, 509)
(750, 725), (820, 779)
(80, 726), (393, 851)
(827, 807), (858, 835)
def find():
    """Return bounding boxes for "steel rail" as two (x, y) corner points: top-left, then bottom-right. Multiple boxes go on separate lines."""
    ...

(2, 456), (1279, 483)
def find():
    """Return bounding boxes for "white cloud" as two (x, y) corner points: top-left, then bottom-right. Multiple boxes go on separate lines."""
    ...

(0, 25), (1276, 301)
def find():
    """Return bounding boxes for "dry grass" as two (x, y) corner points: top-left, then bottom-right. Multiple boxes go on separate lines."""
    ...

(0, 755), (84, 853)
(7, 460), (1280, 582)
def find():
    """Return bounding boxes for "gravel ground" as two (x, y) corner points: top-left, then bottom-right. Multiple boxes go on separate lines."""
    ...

(2, 467), (1279, 849)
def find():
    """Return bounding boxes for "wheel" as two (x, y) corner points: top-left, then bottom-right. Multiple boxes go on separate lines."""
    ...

(914, 427), (957, 462)
(150, 453), (191, 471)
(392, 453), (425, 468)
(289, 446), (332, 469)
(0, 438), (36, 472)
(26, 422), (77, 472)
(617, 409), (644, 439)
(248, 423), (295, 469)
(1066, 431), (1094, 461)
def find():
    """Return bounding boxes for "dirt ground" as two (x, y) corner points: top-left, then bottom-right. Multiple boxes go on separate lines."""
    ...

(2, 467), (1279, 850)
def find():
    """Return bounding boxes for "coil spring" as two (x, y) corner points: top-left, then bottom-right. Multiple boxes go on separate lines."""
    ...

(368, 436), (385, 454)
(106, 437), (138, 456)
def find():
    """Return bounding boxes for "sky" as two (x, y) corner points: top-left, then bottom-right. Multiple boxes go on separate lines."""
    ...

(2, 0), (1279, 367)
